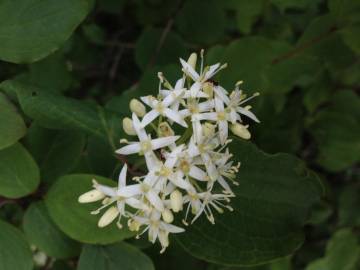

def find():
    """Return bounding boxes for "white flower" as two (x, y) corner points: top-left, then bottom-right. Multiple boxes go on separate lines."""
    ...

(141, 89), (187, 128)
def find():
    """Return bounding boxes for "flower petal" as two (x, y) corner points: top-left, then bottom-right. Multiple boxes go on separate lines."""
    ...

(151, 136), (180, 150)
(141, 110), (159, 128)
(164, 108), (188, 127)
(146, 190), (164, 211)
(116, 142), (141, 155)
(180, 58), (199, 81)
(118, 164), (127, 188)
(117, 184), (142, 197)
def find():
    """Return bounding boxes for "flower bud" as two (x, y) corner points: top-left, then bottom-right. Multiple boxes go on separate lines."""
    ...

(158, 122), (174, 137)
(122, 117), (136, 135)
(231, 123), (251, 140)
(128, 219), (141, 231)
(162, 209), (174, 223)
(202, 122), (215, 138)
(33, 251), (47, 267)
(170, 190), (183, 212)
(78, 189), (105, 203)
(130, 99), (146, 117)
(98, 206), (119, 228)
(187, 53), (197, 69)
(202, 81), (214, 98)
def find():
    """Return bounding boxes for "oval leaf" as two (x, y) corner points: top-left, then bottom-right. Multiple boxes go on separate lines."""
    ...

(0, 92), (26, 150)
(0, 0), (90, 63)
(45, 174), (134, 244)
(0, 220), (33, 270)
(0, 143), (40, 198)
(23, 201), (81, 258)
(77, 242), (155, 270)
(176, 140), (324, 266)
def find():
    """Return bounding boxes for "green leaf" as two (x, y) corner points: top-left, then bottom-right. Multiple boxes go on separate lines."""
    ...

(341, 25), (360, 55)
(307, 109), (360, 172)
(0, 80), (122, 146)
(23, 201), (81, 258)
(338, 186), (360, 227)
(0, 92), (26, 150)
(0, 0), (90, 63)
(271, 0), (315, 12)
(176, 139), (323, 266)
(25, 123), (86, 184)
(176, 0), (226, 45)
(234, 0), (264, 34)
(77, 242), (155, 270)
(0, 220), (33, 270)
(0, 143), (40, 198)
(46, 174), (134, 244)
(305, 229), (360, 270)
(135, 27), (188, 70)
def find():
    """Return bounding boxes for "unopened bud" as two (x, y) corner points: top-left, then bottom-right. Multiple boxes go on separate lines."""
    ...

(231, 123), (251, 140)
(162, 209), (174, 223)
(33, 251), (47, 267)
(158, 122), (174, 137)
(78, 189), (105, 203)
(202, 81), (214, 98)
(187, 53), (197, 69)
(122, 117), (136, 135)
(202, 122), (215, 138)
(98, 206), (119, 228)
(130, 99), (146, 117)
(128, 219), (141, 231)
(170, 190), (183, 212)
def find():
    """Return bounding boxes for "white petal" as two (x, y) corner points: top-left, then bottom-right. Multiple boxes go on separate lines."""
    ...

(126, 197), (149, 211)
(168, 172), (191, 190)
(143, 170), (159, 187)
(219, 120), (228, 145)
(144, 151), (161, 171)
(118, 164), (127, 188)
(190, 81), (201, 97)
(217, 176), (233, 194)
(174, 77), (185, 90)
(95, 184), (116, 197)
(164, 108), (188, 127)
(146, 190), (164, 211)
(189, 166), (207, 181)
(151, 136), (180, 150)
(161, 222), (185, 233)
(160, 89), (171, 97)
(214, 85), (230, 104)
(116, 143), (141, 155)
(237, 107), (260, 123)
(192, 120), (203, 144)
(196, 112), (217, 121)
(140, 95), (156, 107)
(165, 145), (184, 168)
(198, 100), (215, 112)
(141, 110), (159, 128)
(188, 137), (200, 157)
(204, 63), (220, 80)
(132, 113), (148, 141)
(163, 88), (184, 107)
(214, 95), (224, 112)
(202, 153), (218, 181)
(117, 184), (142, 197)
(180, 58), (199, 81)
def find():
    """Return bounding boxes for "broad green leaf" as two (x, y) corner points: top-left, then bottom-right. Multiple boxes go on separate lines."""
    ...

(305, 229), (360, 270)
(0, 92), (26, 150)
(77, 242), (155, 270)
(25, 123), (86, 184)
(271, 0), (316, 12)
(176, 0), (226, 45)
(341, 25), (360, 55)
(338, 186), (360, 227)
(297, 15), (355, 72)
(0, 220), (33, 270)
(176, 139), (323, 266)
(135, 27), (188, 70)
(23, 201), (81, 258)
(0, 80), (122, 146)
(0, 143), (40, 198)
(303, 76), (332, 113)
(234, 0), (264, 34)
(328, 0), (360, 23)
(0, 0), (90, 63)
(46, 174), (134, 244)
(307, 110), (360, 172)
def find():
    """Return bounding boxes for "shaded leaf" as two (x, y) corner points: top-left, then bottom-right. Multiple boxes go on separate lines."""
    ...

(46, 174), (134, 244)
(0, 143), (40, 198)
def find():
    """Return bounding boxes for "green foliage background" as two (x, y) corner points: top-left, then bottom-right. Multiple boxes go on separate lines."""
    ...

(0, 0), (359, 269)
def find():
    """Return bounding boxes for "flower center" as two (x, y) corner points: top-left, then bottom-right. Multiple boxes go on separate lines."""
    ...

(217, 111), (226, 121)
(155, 103), (165, 114)
(140, 140), (152, 153)
(179, 159), (190, 174)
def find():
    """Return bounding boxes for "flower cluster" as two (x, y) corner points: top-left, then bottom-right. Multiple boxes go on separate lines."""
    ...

(78, 51), (260, 253)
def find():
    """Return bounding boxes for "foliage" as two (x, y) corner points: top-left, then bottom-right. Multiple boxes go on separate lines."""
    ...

(0, 0), (359, 269)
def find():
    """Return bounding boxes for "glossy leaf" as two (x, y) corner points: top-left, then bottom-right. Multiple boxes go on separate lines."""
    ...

(0, 143), (40, 198)
(77, 242), (155, 270)
(46, 174), (134, 244)
(0, 92), (26, 150)
(23, 201), (81, 258)
(0, 0), (90, 63)
(0, 220), (33, 270)
(176, 139), (323, 266)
